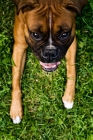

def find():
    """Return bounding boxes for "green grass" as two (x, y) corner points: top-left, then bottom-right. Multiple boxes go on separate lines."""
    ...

(0, 0), (93, 139)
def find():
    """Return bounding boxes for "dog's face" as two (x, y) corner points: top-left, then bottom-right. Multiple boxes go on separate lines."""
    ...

(13, 0), (87, 72)
(24, 6), (76, 71)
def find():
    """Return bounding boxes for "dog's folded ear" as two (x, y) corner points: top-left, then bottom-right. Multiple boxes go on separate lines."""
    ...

(12, 0), (38, 15)
(12, 0), (88, 15)
(64, 0), (88, 14)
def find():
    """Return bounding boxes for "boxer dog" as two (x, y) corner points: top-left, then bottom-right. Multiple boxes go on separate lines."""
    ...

(10, 0), (87, 124)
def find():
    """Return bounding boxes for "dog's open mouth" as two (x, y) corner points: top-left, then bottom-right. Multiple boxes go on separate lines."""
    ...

(40, 61), (60, 72)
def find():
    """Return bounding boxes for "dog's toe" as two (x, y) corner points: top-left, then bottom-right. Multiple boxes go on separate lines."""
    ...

(62, 100), (74, 109)
(13, 116), (21, 124)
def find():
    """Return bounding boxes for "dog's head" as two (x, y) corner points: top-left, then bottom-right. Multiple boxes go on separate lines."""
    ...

(13, 0), (87, 72)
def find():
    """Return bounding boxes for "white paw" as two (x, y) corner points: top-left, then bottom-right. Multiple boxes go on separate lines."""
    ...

(62, 100), (74, 109)
(13, 116), (21, 124)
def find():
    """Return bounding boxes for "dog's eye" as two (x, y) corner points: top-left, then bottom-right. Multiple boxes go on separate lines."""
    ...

(59, 32), (70, 41)
(31, 32), (42, 41)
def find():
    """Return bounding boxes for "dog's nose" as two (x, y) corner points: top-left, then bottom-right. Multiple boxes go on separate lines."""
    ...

(41, 49), (59, 63)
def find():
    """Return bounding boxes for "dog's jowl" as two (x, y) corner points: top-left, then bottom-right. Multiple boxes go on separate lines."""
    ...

(10, 0), (87, 124)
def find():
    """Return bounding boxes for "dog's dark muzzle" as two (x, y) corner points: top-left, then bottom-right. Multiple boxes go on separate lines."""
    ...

(41, 48), (60, 63)
(40, 47), (61, 72)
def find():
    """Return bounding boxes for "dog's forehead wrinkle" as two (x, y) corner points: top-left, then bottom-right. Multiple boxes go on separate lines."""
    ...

(28, 25), (43, 32)
(59, 23), (72, 30)
(37, 0), (64, 7)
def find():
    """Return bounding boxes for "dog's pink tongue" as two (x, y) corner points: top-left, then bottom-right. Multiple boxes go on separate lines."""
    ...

(40, 61), (60, 69)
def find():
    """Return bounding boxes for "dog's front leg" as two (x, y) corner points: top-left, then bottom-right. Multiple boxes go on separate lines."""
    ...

(10, 45), (27, 124)
(10, 14), (28, 123)
(62, 36), (77, 109)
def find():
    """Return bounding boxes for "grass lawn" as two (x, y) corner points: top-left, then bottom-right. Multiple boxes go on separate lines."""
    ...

(0, 0), (93, 139)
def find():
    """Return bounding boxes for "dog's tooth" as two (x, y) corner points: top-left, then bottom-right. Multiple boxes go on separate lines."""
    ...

(62, 100), (74, 109)
(13, 116), (21, 124)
